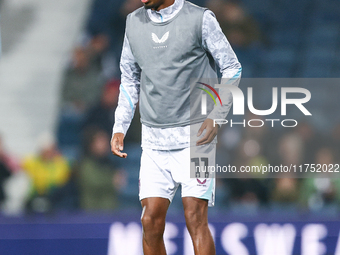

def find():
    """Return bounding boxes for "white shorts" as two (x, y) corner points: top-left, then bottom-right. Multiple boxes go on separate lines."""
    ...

(139, 143), (216, 207)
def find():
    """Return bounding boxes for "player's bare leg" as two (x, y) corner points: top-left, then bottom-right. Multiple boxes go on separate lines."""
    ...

(141, 197), (170, 255)
(183, 197), (215, 255)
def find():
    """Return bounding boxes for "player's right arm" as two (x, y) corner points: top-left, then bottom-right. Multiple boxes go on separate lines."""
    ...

(111, 33), (141, 158)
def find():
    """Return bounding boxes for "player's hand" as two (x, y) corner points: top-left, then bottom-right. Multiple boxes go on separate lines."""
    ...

(196, 118), (218, 146)
(111, 133), (127, 158)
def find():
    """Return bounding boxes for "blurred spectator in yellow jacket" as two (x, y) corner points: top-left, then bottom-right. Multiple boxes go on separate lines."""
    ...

(22, 133), (71, 213)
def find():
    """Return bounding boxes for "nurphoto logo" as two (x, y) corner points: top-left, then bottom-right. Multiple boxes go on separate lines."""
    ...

(198, 82), (312, 128)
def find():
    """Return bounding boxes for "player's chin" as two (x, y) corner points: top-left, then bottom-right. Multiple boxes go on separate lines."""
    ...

(143, 1), (154, 9)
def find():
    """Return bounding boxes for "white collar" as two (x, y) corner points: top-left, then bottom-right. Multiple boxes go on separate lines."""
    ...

(147, 0), (184, 23)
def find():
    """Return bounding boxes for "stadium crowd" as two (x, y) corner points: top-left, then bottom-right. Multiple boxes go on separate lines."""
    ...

(0, 0), (339, 216)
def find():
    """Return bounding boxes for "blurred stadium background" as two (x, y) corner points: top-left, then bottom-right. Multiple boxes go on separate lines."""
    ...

(0, 0), (340, 254)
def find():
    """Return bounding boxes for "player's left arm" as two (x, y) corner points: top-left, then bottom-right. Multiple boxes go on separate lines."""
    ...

(197, 10), (242, 146)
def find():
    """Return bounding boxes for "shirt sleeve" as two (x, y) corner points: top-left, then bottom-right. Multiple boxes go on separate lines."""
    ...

(202, 10), (242, 120)
(112, 33), (141, 136)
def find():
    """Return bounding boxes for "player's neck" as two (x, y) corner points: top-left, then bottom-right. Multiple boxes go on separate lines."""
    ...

(152, 0), (175, 11)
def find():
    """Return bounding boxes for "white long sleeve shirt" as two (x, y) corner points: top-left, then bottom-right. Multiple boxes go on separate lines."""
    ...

(113, 0), (242, 150)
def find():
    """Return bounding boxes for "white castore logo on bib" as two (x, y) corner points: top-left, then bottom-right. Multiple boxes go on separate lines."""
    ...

(151, 32), (169, 44)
